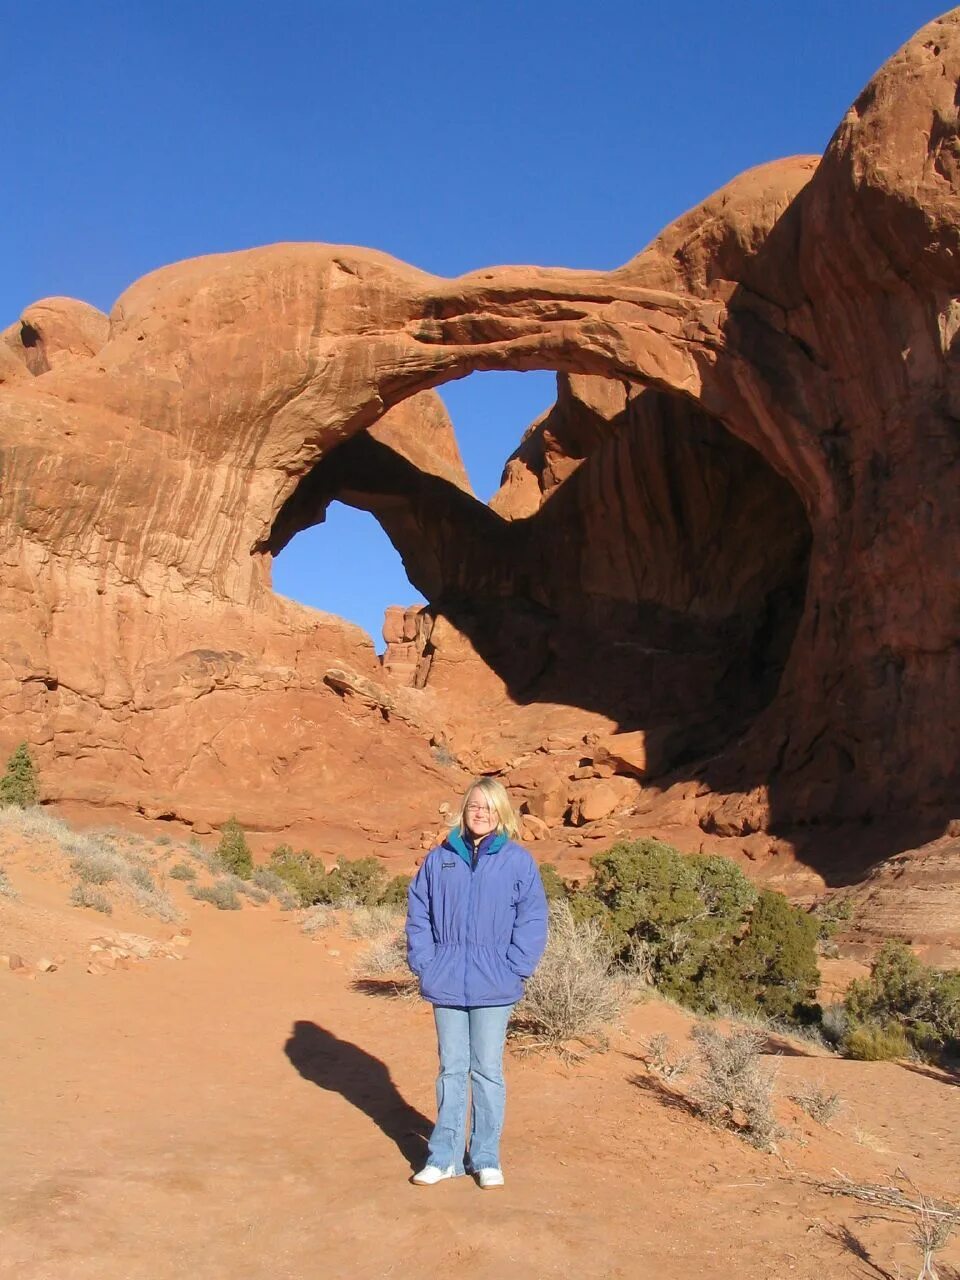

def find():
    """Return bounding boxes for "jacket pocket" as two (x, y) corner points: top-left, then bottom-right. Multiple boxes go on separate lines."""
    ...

(420, 944), (462, 1004)
(470, 945), (524, 1005)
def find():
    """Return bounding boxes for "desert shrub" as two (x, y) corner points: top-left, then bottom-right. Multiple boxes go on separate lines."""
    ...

(169, 862), (197, 881)
(702, 890), (821, 1022)
(820, 1002), (850, 1047)
(323, 856), (387, 907)
(812, 894), (854, 943)
(0, 743), (39, 809)
(571, 839), (819, 1022)
(842, 1020), (911, 1061)
(269, 845), (330, 905)
(155, 835), (172, 846)
(0, 866), (17, 900)
(843, 940), (960, 1059)
(512, 900), (626, 1050)
(691, 1022), (779, 1150)
(539, 862), (568, 902)
(790, 1079), (842, 1124)
(189, 882), (241, 911)
(273, 852), (389, 908)
(379, 874), (411, 909)
(213, 818), (253, 878)
(70, 883), (112, 914)
(574, 840), (756, 989)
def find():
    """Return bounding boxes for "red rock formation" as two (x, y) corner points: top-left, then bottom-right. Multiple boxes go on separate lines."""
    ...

(0, 14), (957, 892)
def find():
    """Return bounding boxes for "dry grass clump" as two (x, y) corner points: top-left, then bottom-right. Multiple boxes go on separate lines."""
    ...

(691, 1022), (780, 1150)
(790, 1079), (842, 1125)
(715, 1002), (831, 1053)
(188, 882), (241, 911)
(70, 883), (113, 914)
(274, 884), (301, 910)
(352, 929), (417, 998)
(168, 862), (197, 881)
(0, 806), (183, 921)
(811, 1172), (959, 1280)
(237, 880), (270, 905)
(0, 866), (17, 900)
(355, 930), (408, 976)
(127, 863), (155, 891)
(0, 806), (78, 844)
(134, 885), (182, 923)
(301, 903), (335, 935)
(252, 867), (300, 910)
(71, 848), (126, 885)
(347, 904), (404, 939)
(618, 937), (655, 990)
(511, 901), (627, 1053)
(642, 1032), (693, 1081)
(911, 1191), (958, 1280)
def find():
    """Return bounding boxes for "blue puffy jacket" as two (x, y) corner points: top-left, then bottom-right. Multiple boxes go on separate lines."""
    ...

(406, 829), (549, 1008)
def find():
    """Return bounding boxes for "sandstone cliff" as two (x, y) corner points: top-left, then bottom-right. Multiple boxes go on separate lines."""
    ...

(1, 15), (958, 912)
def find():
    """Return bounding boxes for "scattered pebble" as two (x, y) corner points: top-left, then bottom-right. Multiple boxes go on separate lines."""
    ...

(84, 931), (186, 974)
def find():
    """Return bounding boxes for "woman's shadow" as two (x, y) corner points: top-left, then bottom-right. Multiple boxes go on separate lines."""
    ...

(283, 1020), (431, 1170)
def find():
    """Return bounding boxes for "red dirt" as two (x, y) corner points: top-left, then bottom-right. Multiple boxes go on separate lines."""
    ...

(2, 830), (958, 1280)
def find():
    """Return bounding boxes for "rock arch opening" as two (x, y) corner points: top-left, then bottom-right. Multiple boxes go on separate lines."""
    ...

(262, 369), (812, 778)
(271, 500), (425, 653)
(433, 369), (558, 501)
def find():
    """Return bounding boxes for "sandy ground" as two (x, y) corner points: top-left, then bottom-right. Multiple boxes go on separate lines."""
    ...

(2, 830), (959, 1280)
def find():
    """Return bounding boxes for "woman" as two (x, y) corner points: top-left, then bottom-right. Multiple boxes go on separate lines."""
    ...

(405, 777), (548, 1189)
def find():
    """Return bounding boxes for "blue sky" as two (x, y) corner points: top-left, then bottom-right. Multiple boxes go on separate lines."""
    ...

(5, 1), (944, 646)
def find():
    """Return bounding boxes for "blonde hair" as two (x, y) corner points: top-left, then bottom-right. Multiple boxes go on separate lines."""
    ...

(456, 777), (519, 839)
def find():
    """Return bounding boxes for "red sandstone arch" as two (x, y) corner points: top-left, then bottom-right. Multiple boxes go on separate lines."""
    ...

(1, 12), (958, 860)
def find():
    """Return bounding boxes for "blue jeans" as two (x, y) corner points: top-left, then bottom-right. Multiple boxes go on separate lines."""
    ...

(426, 1004), (514, 1173)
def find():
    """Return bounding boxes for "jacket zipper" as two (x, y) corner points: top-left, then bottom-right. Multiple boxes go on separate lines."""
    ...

(464, 839), (480, 1007)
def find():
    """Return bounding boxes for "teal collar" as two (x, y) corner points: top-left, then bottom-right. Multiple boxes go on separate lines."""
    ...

(445, 828), (508, 866)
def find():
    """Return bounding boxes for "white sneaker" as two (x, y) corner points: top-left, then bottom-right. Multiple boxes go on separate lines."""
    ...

(476, 1167), (505, 1189)
(411, 1164), (456, 1186)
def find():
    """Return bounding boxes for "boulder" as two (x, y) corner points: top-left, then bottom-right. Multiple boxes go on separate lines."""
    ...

(520, 813), (549, 842)
(509, 765), (568, 828)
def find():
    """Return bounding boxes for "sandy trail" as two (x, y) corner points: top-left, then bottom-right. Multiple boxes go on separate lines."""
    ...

(3, 874), (959, 1280)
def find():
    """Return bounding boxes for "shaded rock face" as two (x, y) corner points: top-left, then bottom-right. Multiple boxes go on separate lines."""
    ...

(290, 373), (810, 767)
(1, 13), (959, 867)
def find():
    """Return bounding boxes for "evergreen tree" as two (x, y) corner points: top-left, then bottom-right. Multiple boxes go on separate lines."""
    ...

(0, 742), (39, 808)
(214, 817), (254, 878)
